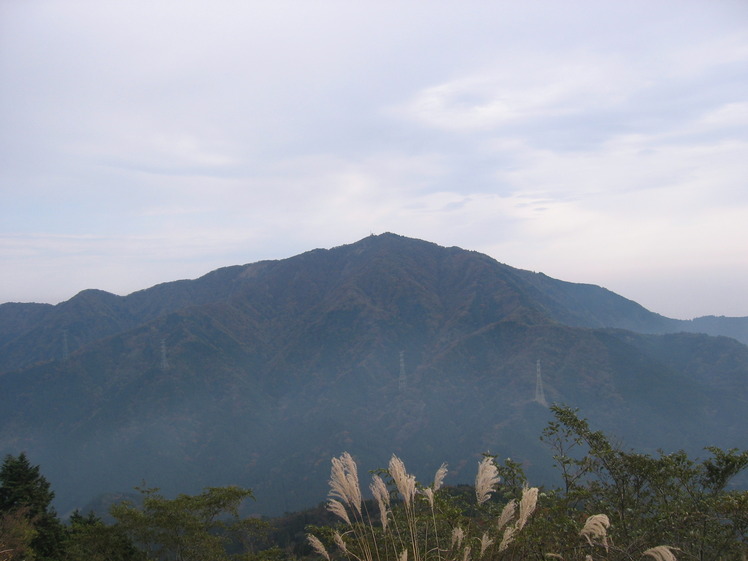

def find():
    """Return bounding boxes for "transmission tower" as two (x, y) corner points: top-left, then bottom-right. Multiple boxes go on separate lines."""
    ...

(534, 359), (548, 407)
(399, 350), (407, 393)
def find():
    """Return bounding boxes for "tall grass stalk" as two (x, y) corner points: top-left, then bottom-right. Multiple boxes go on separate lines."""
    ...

(311, 453), (680, 561)
(475, 457), (500, 505)
(311, 453), (543, 561)
(389, 455), (423, 561)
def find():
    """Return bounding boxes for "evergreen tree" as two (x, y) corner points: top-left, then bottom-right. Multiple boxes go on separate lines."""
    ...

(0, 453), (66, 560)
(65, 510), (144, 561)
(110, 484), (256, 561)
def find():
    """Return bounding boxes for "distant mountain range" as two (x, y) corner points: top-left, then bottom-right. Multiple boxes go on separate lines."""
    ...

(1, 233), (746, 516)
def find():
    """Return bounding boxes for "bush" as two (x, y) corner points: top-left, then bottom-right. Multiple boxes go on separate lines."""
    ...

(307, 407), (748, 561)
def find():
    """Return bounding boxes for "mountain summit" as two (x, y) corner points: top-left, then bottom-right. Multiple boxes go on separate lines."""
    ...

(1, 233), (746, 515)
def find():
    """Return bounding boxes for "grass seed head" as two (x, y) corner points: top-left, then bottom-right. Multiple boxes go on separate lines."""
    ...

(475, 456), (500, 505)
(517, 486), (539, 530)
(580, 514), (610, 549)
(329, 452), (362, 516)
(497, 499), (516, 530)
(370, 474), (390, 529)
(643, 546), (679, 561)
(389, 454), (417, 507)
(327, 498), (351, 525)
(307, 534), (330, 561)
(479, 532), (494, 557)
(433, 462), (448, 491)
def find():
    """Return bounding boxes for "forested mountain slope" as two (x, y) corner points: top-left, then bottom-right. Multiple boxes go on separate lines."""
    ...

(1, 233), (746, 515)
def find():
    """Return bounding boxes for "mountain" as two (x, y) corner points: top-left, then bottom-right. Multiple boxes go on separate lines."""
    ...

(0, 233), (746, 516)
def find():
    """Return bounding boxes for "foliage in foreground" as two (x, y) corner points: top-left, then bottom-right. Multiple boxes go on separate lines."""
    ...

(537, 406), (748, 559)
(307, 406), (748, 561)
(0, 452), (66, 561)
(1, 406), (746, 560)
(0, 455), (261, 561)
(110, 484), (262, 561)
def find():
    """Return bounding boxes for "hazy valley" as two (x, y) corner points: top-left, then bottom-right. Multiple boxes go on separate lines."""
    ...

(1, 233), (746, 516)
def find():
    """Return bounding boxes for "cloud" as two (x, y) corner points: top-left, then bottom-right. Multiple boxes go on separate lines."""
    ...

(397, 55), (642, 133)
(1, 1), (747, 318)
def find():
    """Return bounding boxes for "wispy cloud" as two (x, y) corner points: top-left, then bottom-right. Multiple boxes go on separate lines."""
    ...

(1, 1), (747, 317)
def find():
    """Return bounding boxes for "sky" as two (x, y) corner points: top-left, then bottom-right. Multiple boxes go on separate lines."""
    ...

(1, 1), (747, 320)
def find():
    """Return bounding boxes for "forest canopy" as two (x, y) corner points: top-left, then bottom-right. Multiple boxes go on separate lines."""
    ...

(1, 407), (746, 561)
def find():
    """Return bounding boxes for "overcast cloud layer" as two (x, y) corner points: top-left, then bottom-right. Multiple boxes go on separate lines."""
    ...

(2, 1), (747, 319)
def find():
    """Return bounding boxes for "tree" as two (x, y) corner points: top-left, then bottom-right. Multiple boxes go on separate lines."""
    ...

(0, 506), (36, 561)
(110, 484), (256, 561)
(0, 453), (65, 561)
(540, 405), (748, 560)
(304, 412), (748, 561)
(65, 510), (144, 561)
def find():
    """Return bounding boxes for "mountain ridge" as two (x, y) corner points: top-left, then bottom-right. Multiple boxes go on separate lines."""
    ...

(0, 233), (746, 515)
(2, 234), (746, 373)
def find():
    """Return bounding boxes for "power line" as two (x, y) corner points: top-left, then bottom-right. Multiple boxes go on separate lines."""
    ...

(534, 359), (548, 407)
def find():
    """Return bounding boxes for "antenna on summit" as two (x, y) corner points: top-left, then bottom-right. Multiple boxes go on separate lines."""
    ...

(534, 359), (548, 407)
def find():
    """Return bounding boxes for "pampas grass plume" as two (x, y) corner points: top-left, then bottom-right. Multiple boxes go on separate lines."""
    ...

(498, 524), (517, 552)
(451, 526), (465, 549)
(333, 531), (348, 554)
(580, 514), (610, 549)
(643, 546), (679, 561)
(308, 534), (330, 561)
(475, 456), (500, 505)
(479, 532), (494, 556)
(422, 487), (435, 508)
(370, 474), (390, 529)
(329, 452), (362, 515)
(497, 499), (516, 530)
(433, 462), (448, 491)
(516, 486), (539, 530)
(327, 498), (351, 525)
(389, 454), (417, 507)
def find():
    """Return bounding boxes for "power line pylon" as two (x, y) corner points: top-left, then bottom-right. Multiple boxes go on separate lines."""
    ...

(399, 350), (407, 393)
(534, 359), (548, 407)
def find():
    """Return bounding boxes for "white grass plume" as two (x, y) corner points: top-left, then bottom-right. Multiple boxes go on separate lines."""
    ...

(433, 462), (448, 491)
(370, 474), (390, 530)
(516, 486), (539, 530)
(579, 514), (610, 550)
(498, 524), (517, 552)
(643, 546), (679, 561)
(421, 487), (435, 508)
(475, 456), (500, 505)
(329, 452), (362, 516)
(333, 531), (348, 555)
(389, 454), (417, 507)
(451, 526), (465, 549)
(497, 499), (516, 530)
(308, 534), (330, 561)
(479, 532), (494, 557)
(327, 498), (351, 525)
